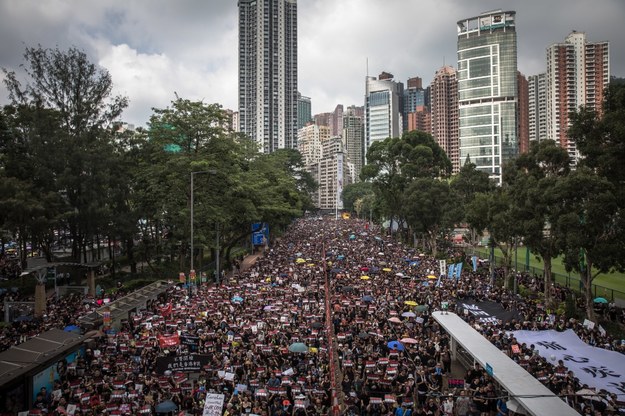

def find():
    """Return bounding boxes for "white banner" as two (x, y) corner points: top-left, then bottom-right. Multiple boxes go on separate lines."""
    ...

(202, 393), (225, 416)
(439, 259), (446, 277)
(511, 329), (625, 397)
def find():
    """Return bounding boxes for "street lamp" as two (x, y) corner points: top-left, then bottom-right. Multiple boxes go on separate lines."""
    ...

(190, 169), (217, 293)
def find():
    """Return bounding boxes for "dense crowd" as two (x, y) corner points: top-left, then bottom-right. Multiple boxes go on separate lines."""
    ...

(0, 253), (21, 280)
(2, 217), (625, 415)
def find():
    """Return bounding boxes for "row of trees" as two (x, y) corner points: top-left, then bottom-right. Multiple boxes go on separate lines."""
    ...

(0, 46), (315, 277)
(344, 83), (625, 320)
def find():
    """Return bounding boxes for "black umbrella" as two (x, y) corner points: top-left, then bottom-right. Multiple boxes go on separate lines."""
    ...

(311, 322), (323, 329)
(155, 400), (178, 414)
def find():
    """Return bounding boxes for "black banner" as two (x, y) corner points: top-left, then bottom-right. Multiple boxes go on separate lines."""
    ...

(180, 334), (200, 347)
(156, 354), (211, 373)
(458, 298), (519, 323)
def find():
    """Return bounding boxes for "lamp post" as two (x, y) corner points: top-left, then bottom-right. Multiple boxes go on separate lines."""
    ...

(190, 170), (217, 293)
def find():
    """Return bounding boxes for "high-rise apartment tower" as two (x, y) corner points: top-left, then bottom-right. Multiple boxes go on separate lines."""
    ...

(546, 31), (609, 164)
(430, 66), (459, 173)
(238, 0), (298, 152)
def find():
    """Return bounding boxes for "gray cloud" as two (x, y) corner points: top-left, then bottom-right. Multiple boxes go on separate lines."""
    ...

(1, 0), (623, 128)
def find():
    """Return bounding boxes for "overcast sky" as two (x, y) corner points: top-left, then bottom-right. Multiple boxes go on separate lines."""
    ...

(1, 0), (623, 128)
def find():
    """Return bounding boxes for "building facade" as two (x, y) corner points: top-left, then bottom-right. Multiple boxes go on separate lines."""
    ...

(238, 0), (298, 152)
(517, 72), (530, 154)
(343, 107), (365, 181)
(365, 72), (403, 154)
(528, 73), (547, 143)
(430, 65), (459, 173)
(546, 31), (610, 164)
(297, 92), (312, 129)
(297, 124), (329, 166)
(457, 10), (518, 184)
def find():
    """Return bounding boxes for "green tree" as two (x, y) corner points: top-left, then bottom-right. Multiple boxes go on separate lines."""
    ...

(552, 168), (620, 321)
(402, 178), (460, 257)
(2, 46), (128, 263)
(361, 130), (451, 238)
(505, 140), (570, 306)
(450, 161), (494, 247)
(342, 181), (374, 213)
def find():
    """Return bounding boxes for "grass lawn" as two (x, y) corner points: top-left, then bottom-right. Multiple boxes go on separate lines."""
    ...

(470, 246), (625, 297)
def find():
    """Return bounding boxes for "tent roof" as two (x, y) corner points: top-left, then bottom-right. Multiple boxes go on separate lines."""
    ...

(432, 312), (580, 416)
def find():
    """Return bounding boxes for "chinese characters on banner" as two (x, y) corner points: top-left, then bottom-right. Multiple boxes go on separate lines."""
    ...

(202, 393), (225, 416)
(157, 333), (180, 348)
(155, 354), (210, 373)
(511, 329), (625, 397)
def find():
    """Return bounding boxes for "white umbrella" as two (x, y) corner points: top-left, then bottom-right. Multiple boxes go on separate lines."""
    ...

(506, 399), (527, 415)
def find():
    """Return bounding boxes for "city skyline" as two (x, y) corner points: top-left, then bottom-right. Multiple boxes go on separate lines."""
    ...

(0, 0), (623, 128)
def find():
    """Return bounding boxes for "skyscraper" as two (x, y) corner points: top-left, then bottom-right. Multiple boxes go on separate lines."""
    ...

(457, 10), (518, 184)
(430, 66), (459, 173)
(546, 31), (609, 164)
(343, 107), (365, 181)
(517, 72), (529, 154)
(528, 73), (547, 143)
(238, 0), (298, 152)
(297, 92), (312, 130)
(365, 72), (403, 153)
(403, 77), (427, 133)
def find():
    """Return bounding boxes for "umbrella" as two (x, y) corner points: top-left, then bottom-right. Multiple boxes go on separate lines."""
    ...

(337, 255), (345, 260)
(295, 258), (306, 264)
(594, 297), (608, 304)
(360, 267), (369, 272)
(231, 296), (244, 303)
(388, 317), (402, 323)
(349, 234), (356, 240)
(64, 325), (80, 333)
(505, 399), (527, 415)
(341, 286), (355, 292)
(415, 305), (428, 312)
(576, 388), (600, 400)
(400, 337), (418, 344)
(155, 400), (178, 413)
(382, 268), (392, 272)
(311, 322), (323, 329)
(427, 275), (437, 279)
(362, 295), (374, 302)
(387, 340), (405, 351)
(404, 301), (417, 306)
(401, 312), (416, 318)
(360, 275), (370, 280)
(395, 272), (405, 277)
(288, 342), (309, 353)
(84, 329), (105, 338)
(330, 268), (343, 273)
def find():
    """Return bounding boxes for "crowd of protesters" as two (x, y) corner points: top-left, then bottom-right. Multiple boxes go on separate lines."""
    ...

(2, 217), (625, 415)
(0, 253), (21, 280)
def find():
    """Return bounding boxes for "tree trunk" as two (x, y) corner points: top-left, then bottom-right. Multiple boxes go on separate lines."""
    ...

(125, 237), (137, 274)
(430, 233), (438, 258)
(584, 260), (596, 322)
(34, 283), (47, 317)
(543, 255), (553, 308)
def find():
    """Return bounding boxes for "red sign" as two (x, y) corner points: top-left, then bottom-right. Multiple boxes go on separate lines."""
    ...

(158, 334), (180, 348)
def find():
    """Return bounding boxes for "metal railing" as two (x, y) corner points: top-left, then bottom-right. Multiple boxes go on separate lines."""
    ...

(486, 253), (625, 302)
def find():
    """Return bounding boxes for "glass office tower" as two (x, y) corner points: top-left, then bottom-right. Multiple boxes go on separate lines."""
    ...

(457, 10), (518, 184)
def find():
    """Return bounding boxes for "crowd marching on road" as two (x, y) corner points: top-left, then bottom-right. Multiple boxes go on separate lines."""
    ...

(3, 217), (625, 416)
